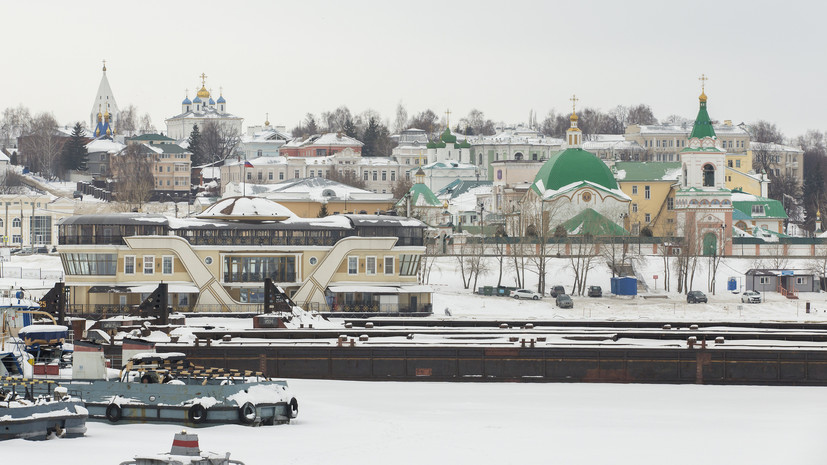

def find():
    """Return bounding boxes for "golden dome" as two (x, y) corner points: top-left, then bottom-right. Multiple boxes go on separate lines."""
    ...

(197, 86), (210, 98)
(699, 91), (707, 102)
(570, 111), (579, 122)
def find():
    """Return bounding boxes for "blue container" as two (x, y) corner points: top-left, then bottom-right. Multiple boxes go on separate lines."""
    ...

(610, 277), (637, 296)
(727, 278), (737, 291)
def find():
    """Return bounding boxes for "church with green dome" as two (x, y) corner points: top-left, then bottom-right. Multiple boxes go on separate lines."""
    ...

(521, 99), (630, 235)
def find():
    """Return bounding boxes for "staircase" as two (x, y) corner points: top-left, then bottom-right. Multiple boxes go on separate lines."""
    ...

(613, 263), (649, 293)
(778, 283), (799, 299)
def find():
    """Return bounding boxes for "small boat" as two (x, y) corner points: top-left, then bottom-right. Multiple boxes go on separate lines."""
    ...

(0, 381), (87, 440)
(64, 349), (298, 426)
(120, 430), (244, 465)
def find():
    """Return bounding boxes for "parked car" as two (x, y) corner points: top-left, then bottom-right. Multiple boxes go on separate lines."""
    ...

(587, 285), (602, 297)
(687, 290), (708, 304)
(741, 290), (762, 303)
(72, 190), (83, 199)
(556, 294), (574, 308)
(550, 285), (566, 298)
(512, 289), (541, 300)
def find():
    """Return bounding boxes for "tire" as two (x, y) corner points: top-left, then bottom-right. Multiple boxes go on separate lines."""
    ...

(532, 296), (539, 300)
(513, 295), (520, 300)
(188, 404), (207, 424)
(105, 403), (122, 423)
(238, 402), (257, 425)
(288, 397), (299, 419)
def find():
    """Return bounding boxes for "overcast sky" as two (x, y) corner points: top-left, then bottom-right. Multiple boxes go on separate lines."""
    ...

(4, 0), (825, 138)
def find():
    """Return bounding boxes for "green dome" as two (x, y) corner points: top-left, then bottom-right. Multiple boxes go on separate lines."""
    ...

(531, 148), (618, 195)
(440, 127), (457, 144)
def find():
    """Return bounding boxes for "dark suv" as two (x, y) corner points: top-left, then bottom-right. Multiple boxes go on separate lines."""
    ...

(687, 290), (708, 304)
(550, 285), (566, 297)
(587, 285), (602, 297)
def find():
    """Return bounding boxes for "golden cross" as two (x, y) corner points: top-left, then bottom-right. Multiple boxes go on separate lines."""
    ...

(200, 72), (207, 86)
(102, 59), (106, 71)
(570, 94), (579, 114)
(699, 74), (708, 92)
(445, 109), (451, 128)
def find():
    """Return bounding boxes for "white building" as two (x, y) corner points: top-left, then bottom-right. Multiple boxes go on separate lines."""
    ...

(165, 74), (243, 141)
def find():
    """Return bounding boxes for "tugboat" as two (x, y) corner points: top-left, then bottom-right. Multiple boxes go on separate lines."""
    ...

(120, 430), (245, 464)
(0, 381), (88, 440)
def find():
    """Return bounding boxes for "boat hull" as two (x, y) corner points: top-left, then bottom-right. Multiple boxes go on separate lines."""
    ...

(0, 400), (87, 440)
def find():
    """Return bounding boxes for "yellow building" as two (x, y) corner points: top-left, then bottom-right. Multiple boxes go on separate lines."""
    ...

(57, 197), (430, 313)
(613, 162), (680, 236)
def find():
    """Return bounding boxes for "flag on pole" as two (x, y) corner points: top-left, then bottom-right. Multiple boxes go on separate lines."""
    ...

(244, 160), (254, 168)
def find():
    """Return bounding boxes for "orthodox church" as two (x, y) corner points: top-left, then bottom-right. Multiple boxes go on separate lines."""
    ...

(165, 73), (243, 141)
(674, 76), (733, 255)
(90, 61), (119, 138)
(521, 97), (630, 236)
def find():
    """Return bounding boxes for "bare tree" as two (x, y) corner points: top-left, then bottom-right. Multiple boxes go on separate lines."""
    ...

(0, 171), (28, 194)
(139, 114), (156, 135)
(327, 168), (367, 190)
(393, 102), (408, 134)
(19, 113), (62, 179)
(1, 105), (32, 148)
(748, 120), (785, 144)
(808, 245), (827, 290)
(391, 177), (412, 201)
(521, 197), (563, 295)
(118, 105), (138, 136)
(111, 145), (155, 211)
(568, 235), (598, 296)
(201, 121), (241, 163)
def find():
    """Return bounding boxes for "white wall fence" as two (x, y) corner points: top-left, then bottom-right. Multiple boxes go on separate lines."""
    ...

(0, 266), (64, 281)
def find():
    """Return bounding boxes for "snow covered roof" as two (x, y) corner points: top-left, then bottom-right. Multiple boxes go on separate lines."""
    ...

(197, 196), (297, 221)
(283, 133), (364, 148)
(85, 138), (125, 153)
(165, 107), (242, 121)
(750, 142), (803, 154)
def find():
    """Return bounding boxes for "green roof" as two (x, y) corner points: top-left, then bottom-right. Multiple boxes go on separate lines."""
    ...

(406, 183), (441, 207)
(732, 195), (788, 220)
(614, 162), (681, 182)
(532, 148), (618, 195)
(440, 127), (457, 144)
(561, 208), (628, 236)
(157, 144), (187, 154)
(436, 180), (492, 199)
(687, 96), (717, 143)
(128, 133), (174, 142)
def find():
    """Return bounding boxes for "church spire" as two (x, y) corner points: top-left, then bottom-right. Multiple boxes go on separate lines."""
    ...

(566, 94), (582, 148)
(688, 74), (716, 143)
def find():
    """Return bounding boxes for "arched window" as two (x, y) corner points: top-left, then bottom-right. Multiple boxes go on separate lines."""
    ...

(478, 154), (482, 165)
(12, 218), (20, 228)
(703, 164), (715, 187)
(514, 152), (523, 161)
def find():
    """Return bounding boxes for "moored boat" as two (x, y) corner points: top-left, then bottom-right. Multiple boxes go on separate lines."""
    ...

(0, 381), (87, 440)
(119, 430), (245, 465)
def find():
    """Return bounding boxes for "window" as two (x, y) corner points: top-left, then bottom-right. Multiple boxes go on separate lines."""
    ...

(645, 213), (651, 222)
(632, 185), (638, 195)
(12, 235), (20, 243)
(644, 186), (650, 199)
(751, 205), (765, 215)
(294, 170), (300, 179)
(162, 256), (173, 275)
(246, 172), (252, 180)
(399, 254), (421, 276)
(736, 160), (741, 168)
(257, 171), (263, 180)
(124, 255), (136, 274)
(366, 256), (376, 275)
(348, 256), (358, 275)
(728, 160), (733, 167)
(372, 171), (378, 181)
(391, 171), (396, 181)
(222, 256), (296, 282)
(12, 218), (20, 228)
(667, 197), (674, 210)
(632, 203), (638, 213)
(268, 171), (274, 180)
(381, 171), (387, 181)
(279, 172), (284, 180)
(364, 171), (369, 181)
(759, 276), (770, 285)
(143, 256), (154, 275)
(384, 256), (394, 275)
(309, 171), (314, 178)
(61, 253), (117, 275)
(703, 164), (715, 187)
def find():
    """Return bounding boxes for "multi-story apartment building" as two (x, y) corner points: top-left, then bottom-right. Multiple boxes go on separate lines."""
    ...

(749, 142), (804, 189)
(57, 197), (430, 313)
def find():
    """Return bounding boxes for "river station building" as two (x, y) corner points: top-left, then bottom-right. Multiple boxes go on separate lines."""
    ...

(57, 197), (430, 313)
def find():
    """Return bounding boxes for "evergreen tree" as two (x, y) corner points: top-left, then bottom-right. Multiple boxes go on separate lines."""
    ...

(317, 203), (329, 218)
(361, 117), (380, 157)
(343, 117), (358, 138)
(187, 124), (204, 166)
(61, 122), (88, 173)
(9, 151), (18, 165)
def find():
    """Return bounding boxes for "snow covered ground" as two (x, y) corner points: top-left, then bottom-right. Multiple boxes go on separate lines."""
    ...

(5, 254), (827, 463)
(4, 380), (827, 464)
